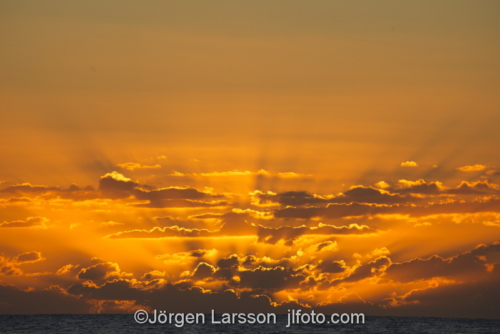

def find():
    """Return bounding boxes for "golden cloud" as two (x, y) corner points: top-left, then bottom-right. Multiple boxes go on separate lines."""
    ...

(117, 163), (162, 171)
(456, 164), (487, 172)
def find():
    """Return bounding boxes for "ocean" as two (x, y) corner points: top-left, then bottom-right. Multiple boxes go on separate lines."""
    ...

(1, 315), (499, 333)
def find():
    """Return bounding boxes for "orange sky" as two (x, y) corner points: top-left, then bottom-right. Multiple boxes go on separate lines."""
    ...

(1, 1), (500, 318)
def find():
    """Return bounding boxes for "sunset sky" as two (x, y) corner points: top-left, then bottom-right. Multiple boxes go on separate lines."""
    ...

(1, 1), (500, 318)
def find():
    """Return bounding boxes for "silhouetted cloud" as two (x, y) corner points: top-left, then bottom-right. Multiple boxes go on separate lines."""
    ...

(107, 226), (215, 239)
(0, 217), (48, 229)
(192, 262), (216, 279)
(456, 164), (486, 172)
(2, 169), (500, 318)
(330, 256), (391, 286)
(77, 260), (132, 282)
(257, 223), (375, 245)
(238, 266), (305, 291)
(255, 187), (409, 206)
(331, 186), (409, 204)
(0, 284), (90, 314)
(116, 163), (161, 171)
(67, 279), (306, 314)
(217, 255), (239, 269)
(385, 242), (500, 283)
(316, 260), (347, 273)
(15, 251), (44, 263)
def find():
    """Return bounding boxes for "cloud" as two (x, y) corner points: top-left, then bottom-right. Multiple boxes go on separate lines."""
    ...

(0, 197), (32, 205)
(67, 279), (304, 314)
(401, 161), (418, 167)
(390, 276), (500, 319)
(257, 223), (375, 245)
(385, 242), (500, 283)
(446, 180), (499, 195)
(77, 260), (132, 281)
(314, 241), (338, 252)
(133, 185), (225, 208)
(217, 255), (239, 269)
(192, 262), (216, 279)
(116, 163), (161, 171)
(0, 172), (227, 207)
(0, 217), (49, 229)
(154, 216), (220, 230)
(316, 260), (347, 273)
(107, 214), (375, 244)
(274, 203), (374, 219)
(277, 172), (313, 178)
(375, 181), (390, 189)
(155, 249), (214, 265)
(134, 187), (214, 201)
(1, 251), (46, 276)
(238, 266), (305, 291)
(97, 172), (227, 208)
(0, 183), (59, 195)
(190, 213), (225, 219)
(456, 164), (487, 172)
(134, 199), (227, 208)
(0, 256), (23, 276)
(175, 169), (311, 179)
(15, 251), (44, 263)
(0, 284), (90, 314)
(383, 250), (500, 319)
(106, 226), (215, 239)
(255, 187), (409, 207)
(414, 222), (432, 228)
(107, 213), (260, 239)
(273, 194), (500, 219)
(200, 170), (255, 177)
(396, 179), (444, 194)
(0, 183), (97, 201)
(107, 212), (263, 239)
(141, 270), (167, 280)
(330, 256), (391, 286)
(333, 186), (409, 204)
(4, 169), (500, 318)
(239, 255), (295, 271)
(56, 264), (80, 276)
(98, 172), (139, 199)
(255, 191), (327, 207)
(395, 179), (499, 195)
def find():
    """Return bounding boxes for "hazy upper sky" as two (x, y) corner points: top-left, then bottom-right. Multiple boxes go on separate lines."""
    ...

(2, 0), (500, 185)
(1, 1), (500, 319)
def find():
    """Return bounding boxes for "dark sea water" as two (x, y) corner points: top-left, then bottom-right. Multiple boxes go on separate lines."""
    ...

(1, 314), (499, 334)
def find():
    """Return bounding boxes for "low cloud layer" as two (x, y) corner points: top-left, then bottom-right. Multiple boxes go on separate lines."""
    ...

(1, 169), (499, 318)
